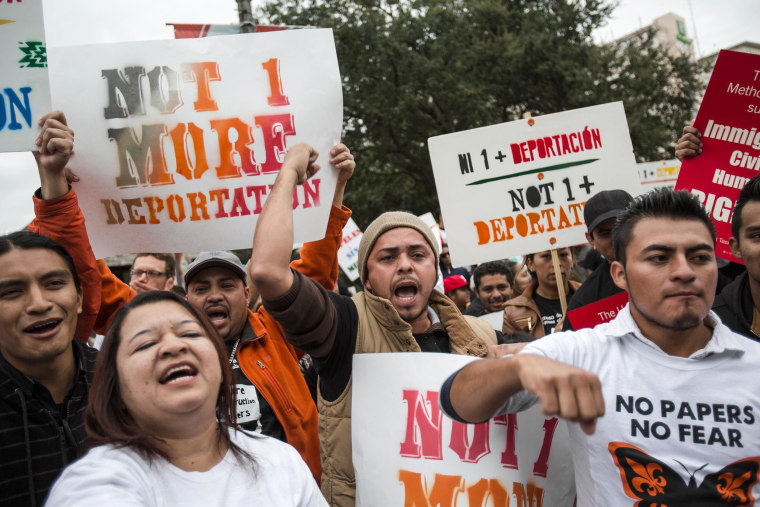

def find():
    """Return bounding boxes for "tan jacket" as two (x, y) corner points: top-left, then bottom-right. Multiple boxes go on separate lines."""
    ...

(319, 290), (497, 506)
(502, 280), (580, 339)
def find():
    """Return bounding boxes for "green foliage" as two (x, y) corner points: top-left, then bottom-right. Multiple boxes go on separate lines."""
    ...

(258, 0), (705, 227)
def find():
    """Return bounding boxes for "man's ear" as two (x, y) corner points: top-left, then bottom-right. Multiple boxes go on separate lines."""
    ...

(729, 237), (742, 259)
(164, 277), (175, 291)
(364, 278), (373, 293)
(610, 260), (628, 291)
(244, 285), (250, 307)
(585, 231), (594, 248)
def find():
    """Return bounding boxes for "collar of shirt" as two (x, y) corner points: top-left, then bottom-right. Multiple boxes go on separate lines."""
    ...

(0, 343), (84, 416)
(605, 304), (745, 360)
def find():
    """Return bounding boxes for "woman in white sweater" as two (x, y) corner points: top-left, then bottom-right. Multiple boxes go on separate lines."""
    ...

(46, 291), (325, 507)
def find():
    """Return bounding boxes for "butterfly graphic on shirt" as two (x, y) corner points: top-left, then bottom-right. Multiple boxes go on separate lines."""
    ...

(608, 442), (760, 506)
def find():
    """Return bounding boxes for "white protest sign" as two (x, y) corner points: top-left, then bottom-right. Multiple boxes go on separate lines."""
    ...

(338, 217), (362, 281)
(48, 29), (342, 258)
(353, 353), (575, 506)
(429, 102), (641, 267)
(0, 0), (50, 153)
(638, 159), (680, 193)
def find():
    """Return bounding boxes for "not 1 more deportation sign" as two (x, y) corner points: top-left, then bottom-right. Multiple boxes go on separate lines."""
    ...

(0, 0), (51, 153)
(428, 102), (641, 267)
(352, 353), (575, 507)
(675, 50), (760, 262)
(48, 28), (342, 258)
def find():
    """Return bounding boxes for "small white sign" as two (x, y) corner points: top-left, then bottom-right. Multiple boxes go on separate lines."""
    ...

(428, 102), (641, 267)
(0, 0), (51, 153)
(337, 217), (362, 282)
(48, 29), (342, 257)
(638, 159), (681, 192)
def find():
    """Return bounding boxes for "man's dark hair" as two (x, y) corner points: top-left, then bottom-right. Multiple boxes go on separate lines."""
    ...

(613, 188), (716, 265)
(0, 231), (81, 292)
(731, 175), (760, 243)
(472, 261), (514, 290)
(132, 252), (177, 277)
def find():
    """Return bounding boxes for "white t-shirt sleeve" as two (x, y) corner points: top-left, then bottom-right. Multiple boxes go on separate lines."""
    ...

(519, 329), (589, 368)
(45, 446), (155, 506)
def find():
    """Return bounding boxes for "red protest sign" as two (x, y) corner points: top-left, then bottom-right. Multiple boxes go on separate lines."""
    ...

(567, 291), (629, 330)
(675, 50), (760, 262)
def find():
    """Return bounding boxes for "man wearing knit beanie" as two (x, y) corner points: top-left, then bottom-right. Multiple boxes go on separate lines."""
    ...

(250, 143), (501, 506)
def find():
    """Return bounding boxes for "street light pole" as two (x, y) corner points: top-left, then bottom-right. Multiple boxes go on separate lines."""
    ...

(236, 0), (256, 33)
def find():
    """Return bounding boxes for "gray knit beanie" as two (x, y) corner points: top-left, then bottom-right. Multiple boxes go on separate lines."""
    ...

(357, 211), (440, 285)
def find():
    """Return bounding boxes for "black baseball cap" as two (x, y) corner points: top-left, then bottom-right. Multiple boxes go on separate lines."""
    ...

(184, 251), (247, 286)
(584, 190), (634, 235)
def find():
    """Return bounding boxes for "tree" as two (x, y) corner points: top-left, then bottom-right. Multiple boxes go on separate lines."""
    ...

(258, 0), (704, 227)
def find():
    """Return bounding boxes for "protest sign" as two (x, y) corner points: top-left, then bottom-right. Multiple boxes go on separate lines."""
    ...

(428, 102), (641, 267)
(338, 217), (362, 281)
(48, 28), (342, 258)
(353, 353), (575, 507)
(675, 50), (760, 262)
(567, 291), (629, 330)
(638, 159), (680, 192)
(0, 0), (50, 153)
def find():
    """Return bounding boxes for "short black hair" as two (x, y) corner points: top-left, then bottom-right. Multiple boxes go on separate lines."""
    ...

(613, 188), (716, 265)
(731, 175), (760, 244)
(472, 261), (513, 291)
(0, 231), (81, 292)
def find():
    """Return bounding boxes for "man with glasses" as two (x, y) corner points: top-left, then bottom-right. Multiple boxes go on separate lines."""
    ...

(129, 253), (176, 293)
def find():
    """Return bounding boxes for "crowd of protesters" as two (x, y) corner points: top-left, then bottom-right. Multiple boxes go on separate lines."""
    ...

(0, 88), (759, 507)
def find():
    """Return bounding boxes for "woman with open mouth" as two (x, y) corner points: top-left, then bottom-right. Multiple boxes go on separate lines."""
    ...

(46, 291), (325, 506)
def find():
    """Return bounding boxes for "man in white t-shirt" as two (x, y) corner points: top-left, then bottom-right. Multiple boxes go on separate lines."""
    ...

(440, 188), (760, 506)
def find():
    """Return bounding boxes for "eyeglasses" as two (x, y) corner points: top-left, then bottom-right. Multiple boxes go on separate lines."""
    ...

(440, 252), (450, 258)
(130, 269), (169, 279)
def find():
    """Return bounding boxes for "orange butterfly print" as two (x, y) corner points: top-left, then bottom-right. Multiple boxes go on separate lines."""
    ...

(609, 442), (760, 506)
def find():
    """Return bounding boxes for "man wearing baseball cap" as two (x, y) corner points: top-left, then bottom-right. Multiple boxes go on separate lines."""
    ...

(250, 143), (501, 506)
(563, 189), (633, 330)
(443, 274), (470, 312)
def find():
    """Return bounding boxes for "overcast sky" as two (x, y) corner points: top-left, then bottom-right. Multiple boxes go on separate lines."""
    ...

(1, 0), (757, 233)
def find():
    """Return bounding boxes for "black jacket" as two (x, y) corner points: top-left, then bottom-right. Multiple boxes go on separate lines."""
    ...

(0, 340), (97, 506)
(712, 271), (758, 341)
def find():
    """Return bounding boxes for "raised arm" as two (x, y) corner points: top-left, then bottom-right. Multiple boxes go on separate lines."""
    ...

(252, 143), (355, 299)
(289, 143), (354, 290)
(250, 143), (319, 299)
(445, 353), (605, 434)
(27, 111), (100, 342)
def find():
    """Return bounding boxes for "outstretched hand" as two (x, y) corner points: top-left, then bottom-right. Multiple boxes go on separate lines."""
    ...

(283, 143), (320, 184)
(675, 125), (702, 161)
(515, 354), (605, 435)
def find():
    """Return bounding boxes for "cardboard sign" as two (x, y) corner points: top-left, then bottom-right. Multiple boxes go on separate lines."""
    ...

(353, 353), (575, 506)
(675, 50), (760, 262)
(638, 159), (681, 192)
(48, 29), (342, 257)
(338, 217), (362, 281)
(428, 102), (641, 267)
(0, 0), (51, 153)
(567, 291), (629, 330)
